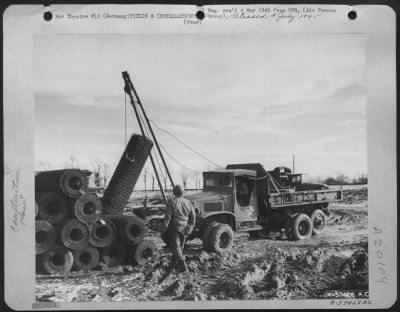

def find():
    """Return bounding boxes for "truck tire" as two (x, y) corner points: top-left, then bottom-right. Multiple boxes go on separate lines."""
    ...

(310, 209), (326, 235)
(291, 213), (312, 240)
(208, 223), (234, 253)
(202, 221), (218, 251)
(256, 227), (270, 239)
(284, 216), (294, 240)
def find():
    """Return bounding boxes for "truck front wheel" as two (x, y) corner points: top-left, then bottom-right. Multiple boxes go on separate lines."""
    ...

(310, 209), (326, 235)
(208, 223), (234, 253)
(202, 221), (218, 251)
(291, 213), (312, 240)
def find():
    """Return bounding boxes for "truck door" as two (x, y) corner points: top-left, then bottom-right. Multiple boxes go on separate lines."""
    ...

(234, 176), (258, 221)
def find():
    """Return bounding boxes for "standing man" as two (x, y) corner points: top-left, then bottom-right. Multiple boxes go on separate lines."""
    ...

(163, 184), (196, 273)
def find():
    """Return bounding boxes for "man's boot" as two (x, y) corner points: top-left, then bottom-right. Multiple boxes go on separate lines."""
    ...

(176, 259), (188, 273)
(167, 257), (177, 272)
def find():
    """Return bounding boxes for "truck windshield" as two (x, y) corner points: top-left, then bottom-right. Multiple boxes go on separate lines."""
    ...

(204, 173), (233, 188)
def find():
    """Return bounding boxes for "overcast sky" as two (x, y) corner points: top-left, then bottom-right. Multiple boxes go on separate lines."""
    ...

(34, 34), (366, 187)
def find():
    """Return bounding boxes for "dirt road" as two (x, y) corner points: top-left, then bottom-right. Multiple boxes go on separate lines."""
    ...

(36, 188), (368, 302)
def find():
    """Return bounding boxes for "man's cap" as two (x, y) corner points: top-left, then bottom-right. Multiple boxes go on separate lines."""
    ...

(173, 185), (184, 197)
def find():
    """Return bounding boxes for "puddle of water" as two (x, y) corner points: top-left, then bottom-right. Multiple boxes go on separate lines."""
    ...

(336, 249), (354, 257)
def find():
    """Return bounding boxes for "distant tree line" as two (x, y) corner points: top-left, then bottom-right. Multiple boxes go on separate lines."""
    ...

(314, 173), (368, 185)
(36, 155), (367, 189)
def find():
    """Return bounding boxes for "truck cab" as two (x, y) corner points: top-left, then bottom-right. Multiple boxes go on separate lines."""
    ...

(268, 166), (328, 191)
(187, 169), (261, 232)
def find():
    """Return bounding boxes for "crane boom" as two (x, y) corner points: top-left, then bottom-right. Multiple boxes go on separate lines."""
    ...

(122, 71), (174, 205)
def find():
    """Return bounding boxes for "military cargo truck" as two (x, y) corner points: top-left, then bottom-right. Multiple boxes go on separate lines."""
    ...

(186, 163), (342, 253)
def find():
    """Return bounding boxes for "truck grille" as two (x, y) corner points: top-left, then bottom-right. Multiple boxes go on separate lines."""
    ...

(203, 202), (223, 212)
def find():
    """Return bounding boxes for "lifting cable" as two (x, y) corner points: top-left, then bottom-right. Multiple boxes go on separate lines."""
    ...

(148, 118), (284, 192)
(149, 119), (223, 169)
(124, 98), (283, 194)
(135, 101), (171, 199)
(158, 142), (198, 173)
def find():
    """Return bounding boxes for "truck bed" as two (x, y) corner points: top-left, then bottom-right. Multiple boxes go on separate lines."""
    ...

(270, 188), (342, 209)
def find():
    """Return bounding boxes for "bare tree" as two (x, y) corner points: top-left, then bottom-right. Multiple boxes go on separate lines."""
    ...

(64, 154), (79, 169)
(151, 174), (155, 191)
(335, 173), (349, 185)
(143, 168), (148, 192)
(35, 160), (51, 172)
(92, 159), (103, 187)
(163, 175), (168, 191)
(180, 168), (188, 189)
(195, 171), (202, 189)
(359, 173), (368, 184)
(352, 173), (368, 185)
(103, 163), (110, 187)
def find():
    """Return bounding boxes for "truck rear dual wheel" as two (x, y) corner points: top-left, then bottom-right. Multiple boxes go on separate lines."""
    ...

(310, 209), (327, 235)
(256, 228), (270, 239)
(202, 222), (234, 253)
(290, 213), (313, 240)
(284, 218), (294, 240)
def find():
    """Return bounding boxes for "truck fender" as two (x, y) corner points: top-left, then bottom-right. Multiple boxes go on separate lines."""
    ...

(199, 211), (237, 231)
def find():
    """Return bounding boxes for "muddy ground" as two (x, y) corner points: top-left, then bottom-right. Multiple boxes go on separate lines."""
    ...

(36, 187), (368, 302)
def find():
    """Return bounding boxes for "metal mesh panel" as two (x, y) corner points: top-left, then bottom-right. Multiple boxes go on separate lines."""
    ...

(102, 134), (153, 215)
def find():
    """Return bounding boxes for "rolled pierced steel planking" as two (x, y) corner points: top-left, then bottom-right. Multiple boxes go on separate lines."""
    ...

(130, 240), (158, 265)
(38, 245), (74, 274)
(89, 217), (117, 247)
(35, 220), (57, 254)
(35, 201), (39, 218)
(102, 134), (153, 215)
(74, 193), (102, 224)
(73, 246), (100, 272)
(37, 192), (69, 225)
(35, 169), (88, 198)
(106, 215), (147, 245)
(60, 219), (90, 250)
(101, 240), (128, 267)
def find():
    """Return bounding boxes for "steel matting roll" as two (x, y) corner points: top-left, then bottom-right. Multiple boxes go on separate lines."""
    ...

(73, 246), (100, 272)
(35, 220), (57, 254)
(60, 218), (90, 250)
(101, 240), (128, 267)
(130, 240), (158, 266)
(102, 134), (153, 215)
(38, 245), (74, 274)
(106, 215), (147, 245)
(89, 217), (116, 247)
(37, 192), (69, 225)
(74, 193), (102, 224)
(35, 169), (88, 198)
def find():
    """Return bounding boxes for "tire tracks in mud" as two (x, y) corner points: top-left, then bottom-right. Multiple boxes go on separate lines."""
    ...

(36, 199), (369, 302)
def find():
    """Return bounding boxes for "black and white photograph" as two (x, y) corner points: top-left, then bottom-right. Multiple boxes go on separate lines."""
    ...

(3, 4), (397, 310)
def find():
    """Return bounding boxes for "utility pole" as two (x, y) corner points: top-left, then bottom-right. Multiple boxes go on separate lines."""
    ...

(292, 154), (295, 173)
